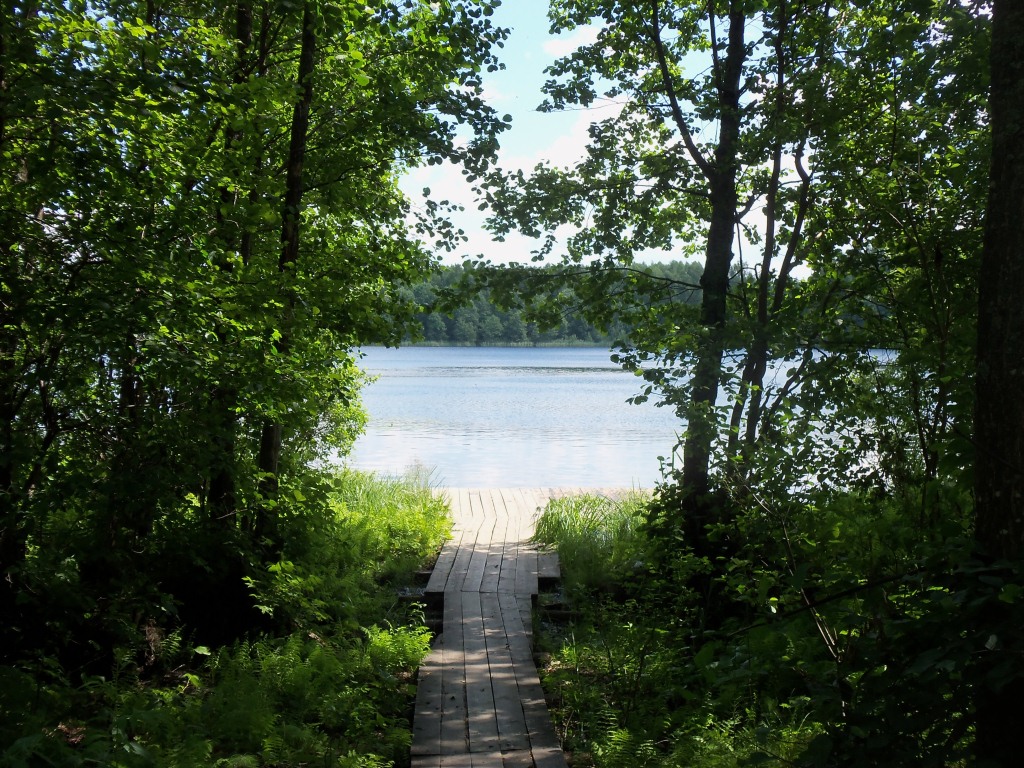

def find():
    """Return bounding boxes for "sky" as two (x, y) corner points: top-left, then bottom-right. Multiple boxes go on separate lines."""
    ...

(402, 1), (605, 266)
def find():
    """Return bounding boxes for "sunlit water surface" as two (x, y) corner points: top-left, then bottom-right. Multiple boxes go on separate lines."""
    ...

(341, 346), (683, 487)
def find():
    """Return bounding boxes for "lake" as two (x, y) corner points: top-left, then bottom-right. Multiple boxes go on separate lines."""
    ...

(342, 346), (683, 487)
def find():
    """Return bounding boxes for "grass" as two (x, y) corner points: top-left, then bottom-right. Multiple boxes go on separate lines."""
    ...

(533, 491), (650, 599)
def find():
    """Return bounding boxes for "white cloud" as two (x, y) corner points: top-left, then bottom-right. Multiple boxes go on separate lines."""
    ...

(542, 25), (600, 58)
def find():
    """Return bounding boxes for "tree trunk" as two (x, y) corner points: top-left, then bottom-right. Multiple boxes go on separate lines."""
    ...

(973, 0), (1024, 762)
(256, 1), (315, 518)
(206, 2), (255, 522)
(678, 6), (745, 527)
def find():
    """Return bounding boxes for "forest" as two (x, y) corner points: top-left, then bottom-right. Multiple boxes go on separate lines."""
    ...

(401, 261), (703, 346)
(1, 1), (1022, 767)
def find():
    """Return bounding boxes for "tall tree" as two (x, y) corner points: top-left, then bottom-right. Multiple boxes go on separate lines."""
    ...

(973, 0), (1024, 762)
(0, 0), (509, 657)
(483, 0), (842, 538)
(483, 0), (988, 547)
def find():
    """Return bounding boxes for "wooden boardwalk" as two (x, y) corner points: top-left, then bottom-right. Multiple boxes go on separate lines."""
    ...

(412, 488), (614, 768)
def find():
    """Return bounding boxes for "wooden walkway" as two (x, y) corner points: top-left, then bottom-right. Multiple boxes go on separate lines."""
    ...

(411, 488), (613, 768)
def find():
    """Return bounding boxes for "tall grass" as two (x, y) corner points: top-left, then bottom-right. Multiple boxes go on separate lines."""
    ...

(533, 492), (650, 597)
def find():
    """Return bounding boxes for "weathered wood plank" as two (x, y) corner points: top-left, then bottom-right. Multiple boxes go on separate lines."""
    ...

(411, 634), (444, 755)
(440, 595), (468, 755)
(537, 551), (560, 592)
(414, 489), (632, 768)
(517, 595), (533, 648)
(514, 541), (538, 597)
(462, 591), (501, 753)
(468, 752), (504, 768)
(497, 492), (527, 595)
(498, 591), (566, 768)
(480, 492), (508, 594)
(457, 488), (473, 522)
(463, 512), (496, 594)
(446, 508), (484, 595)
(480, 592), (530, 752)
(425, 521), (468, 596)
(501, 750), (535, 768)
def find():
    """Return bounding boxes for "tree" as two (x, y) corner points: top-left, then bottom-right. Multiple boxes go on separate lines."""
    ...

(0, 0), (508, 659)
(973, 0), (1024, 762)
(483, 0), (845, 537)
(483, 1), (989, 549)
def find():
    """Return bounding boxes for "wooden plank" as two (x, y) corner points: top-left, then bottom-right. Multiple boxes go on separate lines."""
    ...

(532, 746), (569, 768)
(480, 492), (507, 594)
(517, 595), (533, 648)
(511, 489), (540, 597)
(462, 591), (501, 753)
(440, 595), (468, 755)
(426, 522), (467, 595)
(490, 488), (511, 517)
(411, 635), (444, 755)
(413, 490), (586, 768)
(537, 552), (560, 591)
(514, 542), (538, 597)
(447, 509), (484, 595)
(537, 552), (560, 581)
(480, 592), (530, 751)
(478, 488), (499, 518)
(463, 512), (496, 593)
(481, 518), (509, 593)
(498, 591), (565, 765)
(501, 750), (535, 768)
(498, 491), (527, 594)
(457, 488), (473, 523)
(468, 753), (504, 768)
(519, 487), (545, 520)
(469, 489), (486, 520)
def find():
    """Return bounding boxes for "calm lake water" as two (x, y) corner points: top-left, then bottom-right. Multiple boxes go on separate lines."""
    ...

(342, 346), (683, 487)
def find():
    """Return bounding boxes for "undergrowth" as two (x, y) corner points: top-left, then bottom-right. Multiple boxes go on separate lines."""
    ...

(532, 483), (992, 768)
(0, 470), (449, 768)
(532, 493), (819, 768)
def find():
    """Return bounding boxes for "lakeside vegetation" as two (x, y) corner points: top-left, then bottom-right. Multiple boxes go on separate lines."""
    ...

(531, 490), (983, 767)
(3, 1), (1023, 767)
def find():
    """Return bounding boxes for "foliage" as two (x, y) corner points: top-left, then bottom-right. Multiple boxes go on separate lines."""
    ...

(0, 0), (503, 679)
(0, 2), (500, 761)
(532, 481), (1017, 767)
(477, 4), (999, 761)
(0, 470), (447, 768)
(534, 493), (651, 597)
(478, 0), (989, 525)
(533, 494), (820, 768)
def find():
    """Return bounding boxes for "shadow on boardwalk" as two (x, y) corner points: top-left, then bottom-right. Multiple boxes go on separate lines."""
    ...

(411, 488), (624, 768)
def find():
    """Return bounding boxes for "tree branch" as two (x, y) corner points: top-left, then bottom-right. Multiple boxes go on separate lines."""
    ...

(649, 0), (712, 178)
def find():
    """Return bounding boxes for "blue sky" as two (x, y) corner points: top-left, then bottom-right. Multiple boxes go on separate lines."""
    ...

(403, 1), (604, 265)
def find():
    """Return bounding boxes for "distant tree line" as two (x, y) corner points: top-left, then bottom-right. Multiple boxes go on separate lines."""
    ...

(402, 261), (704, 345)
